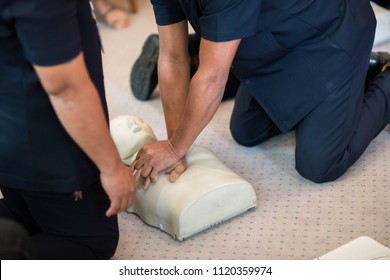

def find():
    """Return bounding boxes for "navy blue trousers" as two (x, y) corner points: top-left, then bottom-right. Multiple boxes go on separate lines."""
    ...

(0, 181), (118, 259)
(0, 218), (33, 259)
(230, 66), (390, 183)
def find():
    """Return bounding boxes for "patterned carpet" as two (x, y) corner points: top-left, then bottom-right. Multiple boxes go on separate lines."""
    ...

(98, 1), (390, 260)
(1, 1), (386, 261)
(0, 0), (388, 262)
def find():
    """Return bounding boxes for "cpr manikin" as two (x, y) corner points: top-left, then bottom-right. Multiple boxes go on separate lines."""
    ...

(110, 115), (257, 240)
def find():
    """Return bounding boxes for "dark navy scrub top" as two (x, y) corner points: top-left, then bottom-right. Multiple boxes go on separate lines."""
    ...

(151, 0), (376, 132)
(0, 0), (107, 192)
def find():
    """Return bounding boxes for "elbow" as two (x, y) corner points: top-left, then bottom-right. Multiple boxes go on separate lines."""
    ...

(195, 68), (229, 99)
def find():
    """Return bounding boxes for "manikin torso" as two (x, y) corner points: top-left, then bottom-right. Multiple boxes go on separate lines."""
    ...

(110, 115), (257, 240)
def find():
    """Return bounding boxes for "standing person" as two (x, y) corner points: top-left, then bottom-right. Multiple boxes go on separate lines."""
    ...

(0, 0), (136, 259)
(131, 0), (390, 187)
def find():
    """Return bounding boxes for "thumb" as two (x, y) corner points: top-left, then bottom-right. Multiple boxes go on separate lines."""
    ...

(168, 164), (186, 183)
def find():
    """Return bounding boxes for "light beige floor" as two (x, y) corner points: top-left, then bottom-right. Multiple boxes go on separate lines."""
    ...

(96, 1), (390, 260)
(0, 0), (388, 261)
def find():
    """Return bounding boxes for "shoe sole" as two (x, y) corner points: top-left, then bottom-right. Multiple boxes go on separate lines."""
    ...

(130, 34), (159, 101)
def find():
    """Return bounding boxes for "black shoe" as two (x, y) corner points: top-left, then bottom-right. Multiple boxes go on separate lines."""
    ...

(366, 52), (390, 86)
(130, 34), (159, 101)
(382, 61), (390, 72)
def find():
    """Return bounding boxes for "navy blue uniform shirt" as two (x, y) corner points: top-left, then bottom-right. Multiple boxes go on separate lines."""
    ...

(0, 0), (107, 192)
(151, 0), (376, 132)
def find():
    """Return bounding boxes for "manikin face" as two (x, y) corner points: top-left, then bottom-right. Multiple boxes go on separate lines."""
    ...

(110, 115), (157, 161)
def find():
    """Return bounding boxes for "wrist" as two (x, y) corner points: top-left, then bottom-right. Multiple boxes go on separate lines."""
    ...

(99, 154), (124, 176)
(168, 138), (186, 159)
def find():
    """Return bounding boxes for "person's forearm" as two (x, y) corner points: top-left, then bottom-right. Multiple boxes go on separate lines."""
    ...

(170, 37), (241, 156)
(158, 58), (191, 138)
(48, 84), (123, 175)
(169, 69), (226, 157)
(34, 53), (123, 175)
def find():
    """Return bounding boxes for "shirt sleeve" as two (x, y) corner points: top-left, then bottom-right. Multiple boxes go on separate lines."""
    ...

(12, 0), (82, 66)
(199, 0), (261, 42)
(150, 0), (186, 26)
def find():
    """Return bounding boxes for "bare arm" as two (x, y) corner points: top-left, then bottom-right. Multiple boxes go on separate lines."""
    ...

(131, 23), (240, 187)
(158, 20), (191, 139)
(170, 36), (241, 156)
(33, 52), (136, 217)
(157, 21), (240, 151)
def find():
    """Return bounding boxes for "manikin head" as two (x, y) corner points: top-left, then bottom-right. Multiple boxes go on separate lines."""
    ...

(110, 115), (157, 165)
(110, 118), (257, 243)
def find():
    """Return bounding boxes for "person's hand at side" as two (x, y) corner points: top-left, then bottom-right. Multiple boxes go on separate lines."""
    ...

(33, 52), (137, 217)
(100, 159), (136, 217)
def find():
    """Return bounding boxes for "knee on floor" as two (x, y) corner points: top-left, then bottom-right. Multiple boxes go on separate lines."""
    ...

(229, 123), (272, 147)
(295, 151), (342, 184)
(229, 126), (260, 147)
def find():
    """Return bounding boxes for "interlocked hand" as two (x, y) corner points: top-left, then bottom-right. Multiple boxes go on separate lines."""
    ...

(131, 140), (182, 189)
